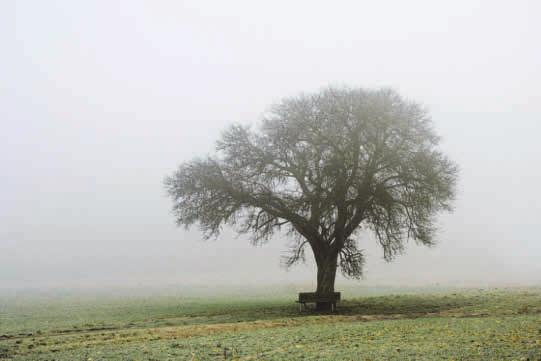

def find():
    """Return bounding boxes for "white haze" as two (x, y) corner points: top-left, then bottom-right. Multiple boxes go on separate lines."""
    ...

(1, 0), (540, 291)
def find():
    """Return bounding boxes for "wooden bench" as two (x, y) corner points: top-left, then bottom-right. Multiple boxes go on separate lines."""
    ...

(297, 292), (341, 312)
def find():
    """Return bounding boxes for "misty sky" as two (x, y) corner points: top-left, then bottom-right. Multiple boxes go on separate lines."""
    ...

(1, 0), (540, 290)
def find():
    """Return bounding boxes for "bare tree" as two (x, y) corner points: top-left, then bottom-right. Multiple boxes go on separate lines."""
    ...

(165, 87), (458, 310)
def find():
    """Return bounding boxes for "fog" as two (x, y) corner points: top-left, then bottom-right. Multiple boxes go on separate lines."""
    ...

(1, 0), (540, 291)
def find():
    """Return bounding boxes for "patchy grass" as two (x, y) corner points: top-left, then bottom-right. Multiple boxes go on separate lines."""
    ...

(1, 287), (540, 360)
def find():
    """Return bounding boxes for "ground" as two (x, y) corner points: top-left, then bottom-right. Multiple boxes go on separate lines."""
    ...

(1, 286), (540, 360)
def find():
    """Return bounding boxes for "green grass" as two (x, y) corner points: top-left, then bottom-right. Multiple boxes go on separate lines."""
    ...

(1, 287), (540, 360)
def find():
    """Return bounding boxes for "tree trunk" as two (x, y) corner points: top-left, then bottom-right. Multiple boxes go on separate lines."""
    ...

(315, 254), (338, 311)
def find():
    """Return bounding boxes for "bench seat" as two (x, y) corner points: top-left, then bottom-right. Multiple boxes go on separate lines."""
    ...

(296, 292), (341, 312)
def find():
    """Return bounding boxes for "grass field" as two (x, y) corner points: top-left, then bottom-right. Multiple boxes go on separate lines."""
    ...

(1, 286), (540, 360)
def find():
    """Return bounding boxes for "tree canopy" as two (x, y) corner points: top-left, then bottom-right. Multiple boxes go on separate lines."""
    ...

(165, 87), (458, 294)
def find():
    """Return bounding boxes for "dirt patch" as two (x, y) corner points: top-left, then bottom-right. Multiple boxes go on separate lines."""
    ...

(7, 310), (498, 357)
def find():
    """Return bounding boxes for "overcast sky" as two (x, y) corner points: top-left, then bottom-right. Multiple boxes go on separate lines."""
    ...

(1, 0), (540, 290)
